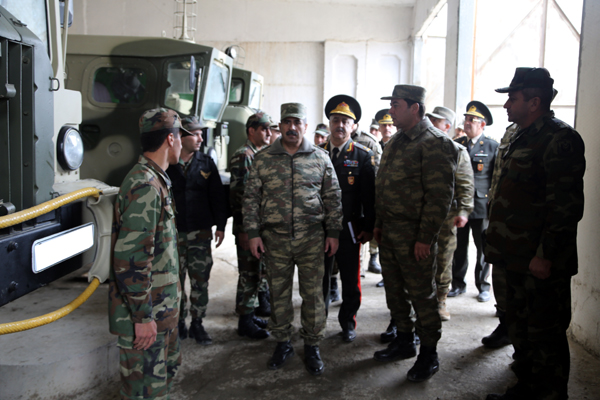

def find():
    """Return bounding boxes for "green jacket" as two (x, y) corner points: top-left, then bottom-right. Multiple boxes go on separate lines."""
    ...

(242, 137), (343, 240)
(229, 140), (260, 236)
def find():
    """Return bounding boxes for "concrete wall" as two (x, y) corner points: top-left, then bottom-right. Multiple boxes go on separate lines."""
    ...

(570, 0), (600, 357)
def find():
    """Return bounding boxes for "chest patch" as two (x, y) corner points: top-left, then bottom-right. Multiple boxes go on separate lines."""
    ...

(344, 160), (359, 168)
(201, 170), (211, 179)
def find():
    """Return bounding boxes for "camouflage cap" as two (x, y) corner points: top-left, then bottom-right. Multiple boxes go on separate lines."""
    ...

(281, 103), (307, 120)
(314, 128), (330, 137)
(426, 106), (456, 125)
(139, 108), (190, 136)
(496, 67), (554, 93)
(246, 111), (274, 129)
(381, 84), (426, 103)
(181, 116), (207, 136)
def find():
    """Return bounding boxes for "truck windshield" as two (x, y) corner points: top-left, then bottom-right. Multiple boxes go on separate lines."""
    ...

(0, 0), (49, 56)
(249, 79), (262, 109)
(202, 60), (229, 121)
(164, 59), (201, 116)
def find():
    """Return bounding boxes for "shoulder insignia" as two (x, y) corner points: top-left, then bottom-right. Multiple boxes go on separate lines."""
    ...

(201, 170), (211, 180)
(354, 142), (370, 153)
(314, 145), (328, 153)
(346, 141), (354, 152)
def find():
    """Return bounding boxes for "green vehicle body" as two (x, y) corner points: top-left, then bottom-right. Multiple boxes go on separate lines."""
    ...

(65, 35), (234, 187)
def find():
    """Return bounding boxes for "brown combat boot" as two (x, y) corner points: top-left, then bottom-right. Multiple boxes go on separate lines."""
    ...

(437, 291), (450, 321)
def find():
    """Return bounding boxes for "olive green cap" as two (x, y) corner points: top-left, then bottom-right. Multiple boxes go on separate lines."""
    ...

(496, 67), (554, 93)
(426, 106), (456, 125)
(381, 84), (426, 103)
(246, 111), (274, 129)
(181, 115), (207, 136)
(314, 128), (330, 137)
(281, 103), (307, 120)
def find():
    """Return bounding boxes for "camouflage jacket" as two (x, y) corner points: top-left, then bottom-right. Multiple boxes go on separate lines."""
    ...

(375, 118), (459, 245)
(242, 137), (343, 240)
(352, 130), (382, 172)
(451, 144), (475, 219)
(230, 140), (261, 235)
(488, 123), (520, 206)
(485, 112), (586, 274)
(109, 155), (180, 336)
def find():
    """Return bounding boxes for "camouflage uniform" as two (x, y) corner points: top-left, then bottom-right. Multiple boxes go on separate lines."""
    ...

(109, 154), (181, 400)
(243, 134), (342, 345)
(435, 146), (474, 294)
(230, 139), (267, 315)
(485, 111), (585, 399)
(376, 117), (458, 347)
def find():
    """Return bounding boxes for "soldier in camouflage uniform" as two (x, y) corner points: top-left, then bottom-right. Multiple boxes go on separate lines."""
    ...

(373, 85), (458, 382)
(109, 108), (184, 400)
(485, 68), (586, 400)
(166, 116), (229, 346)
(229, 112), (275, 340)
(426, 106), (475, 321)
(243, 103), (343, 376)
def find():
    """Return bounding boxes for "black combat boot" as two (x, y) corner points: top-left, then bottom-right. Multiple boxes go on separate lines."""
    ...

(368, 253), (382, 274)
(330, 277), (340, 303)
(267, 341), (294, 370)
(178, 320), (188, 339)
(189, 318), (212, 346)
(374, 331), (417, 362)
(407, 345), (439, 382)
(380, 319), (397, 343)
(238, 313), (269, 340)
(255, 290), (271, 317)
(253, 314), (268, 329)
(304, 344), (324, 376)
(482, 316), (512, 348)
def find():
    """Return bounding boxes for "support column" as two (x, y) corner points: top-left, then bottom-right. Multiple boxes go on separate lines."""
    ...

(444, 0), (476, 116)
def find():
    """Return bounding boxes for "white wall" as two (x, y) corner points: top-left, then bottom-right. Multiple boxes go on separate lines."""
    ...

(570, 0), (600, 357)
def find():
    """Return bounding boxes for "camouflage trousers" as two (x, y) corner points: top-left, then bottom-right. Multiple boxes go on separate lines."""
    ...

(262, 227), (326, 345)
(506, 269), (572, 400)
(435, 216), (458, 294)
(235, 239), (268, 316)
(379, 221), (442, 347)
(117, 326), (181, 400)
(178, 229), (213, 321)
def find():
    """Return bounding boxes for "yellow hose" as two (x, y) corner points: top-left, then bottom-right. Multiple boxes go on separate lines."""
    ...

(0, 187), (101, 229)
(0, 187), (104, 334)
(0, 278), (101, 335)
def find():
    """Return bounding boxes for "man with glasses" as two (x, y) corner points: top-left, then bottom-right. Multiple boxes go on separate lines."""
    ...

(449, 102), (498, 304)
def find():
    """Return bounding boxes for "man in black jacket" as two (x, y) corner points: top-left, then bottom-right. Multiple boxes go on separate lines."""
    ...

(167, 116), (228, 345)
(449, 102), (499, 302)
(321, 95), (376, 342)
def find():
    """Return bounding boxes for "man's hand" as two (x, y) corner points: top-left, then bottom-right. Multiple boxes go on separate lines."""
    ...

(529, 256), (552, 279)
(249, 237), (265, 259)
(237, 232), (250, 251)
(357, 231), (373, 244)
(414, 242), (431, 262)
(324, 237), (339, 257)
(454, 216), (468, 228)
(133, 320), (157, 350)
(373, 228), (383, 244)
(214, 230), (225, 248)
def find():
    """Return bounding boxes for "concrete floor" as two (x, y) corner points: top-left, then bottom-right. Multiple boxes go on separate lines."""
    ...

(1, 219), (600, 400)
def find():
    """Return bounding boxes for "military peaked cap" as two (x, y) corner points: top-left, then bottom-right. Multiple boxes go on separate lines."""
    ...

(325, 94), (362, 123)
(464, 101), (493, 126)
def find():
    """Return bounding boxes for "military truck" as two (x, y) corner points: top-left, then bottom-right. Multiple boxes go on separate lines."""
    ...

(65, 35), (234, 186)
(0, 0), (116, 306)
(221, 67), (265, 169)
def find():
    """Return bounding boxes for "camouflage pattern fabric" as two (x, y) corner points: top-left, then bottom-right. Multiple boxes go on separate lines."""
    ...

(109, 155), (180, 336)
(375, 117), (458, 347)
(436, 146), (474, 293)
(117, 326), (181, 400)
(506, 270), (572, 399)
(242, 136), (343, 240)
(262, 227), (326, 345)
(178, 229), (213, 321)
(139, 107), (186, 135)
(230, 140), (269, 315)
(352, 130), (382, 172)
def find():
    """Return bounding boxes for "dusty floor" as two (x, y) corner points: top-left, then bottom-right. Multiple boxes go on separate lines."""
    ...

(1, 220), (600, 399)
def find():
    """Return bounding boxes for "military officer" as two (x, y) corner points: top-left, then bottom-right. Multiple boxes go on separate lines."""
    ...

(449, 101), (499, 303)
(427, 106), (475, 321)
(109, 108), (183, 399)
(243, 103), (343, 377)
(369, 118), (380, 138)
(484, 68), (585, 400)
(373, 85), (458, 382)
(375, 109), (397, 150)
(314, 124), (329, 146)
(320, 95), (376, 343)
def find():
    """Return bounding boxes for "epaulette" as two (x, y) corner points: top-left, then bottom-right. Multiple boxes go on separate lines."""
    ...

(361, 130), (378, 143)
(547, 117), (572, 132)
(314, 145), (328, 153)
(454, 136), (468, 145)
(353, 142), (371, 153)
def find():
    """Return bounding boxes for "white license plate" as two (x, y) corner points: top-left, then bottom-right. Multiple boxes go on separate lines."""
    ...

(32, 223), (95, 273)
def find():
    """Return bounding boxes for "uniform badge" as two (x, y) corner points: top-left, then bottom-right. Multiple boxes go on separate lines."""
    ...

(477, 163), (484, 172)
(201, 170), (211, 179)
(348, 176), (355, 185)
(344, 160), (359, 167)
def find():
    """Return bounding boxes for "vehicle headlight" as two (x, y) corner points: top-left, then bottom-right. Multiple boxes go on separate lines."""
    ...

(57, 126), (84, 171)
